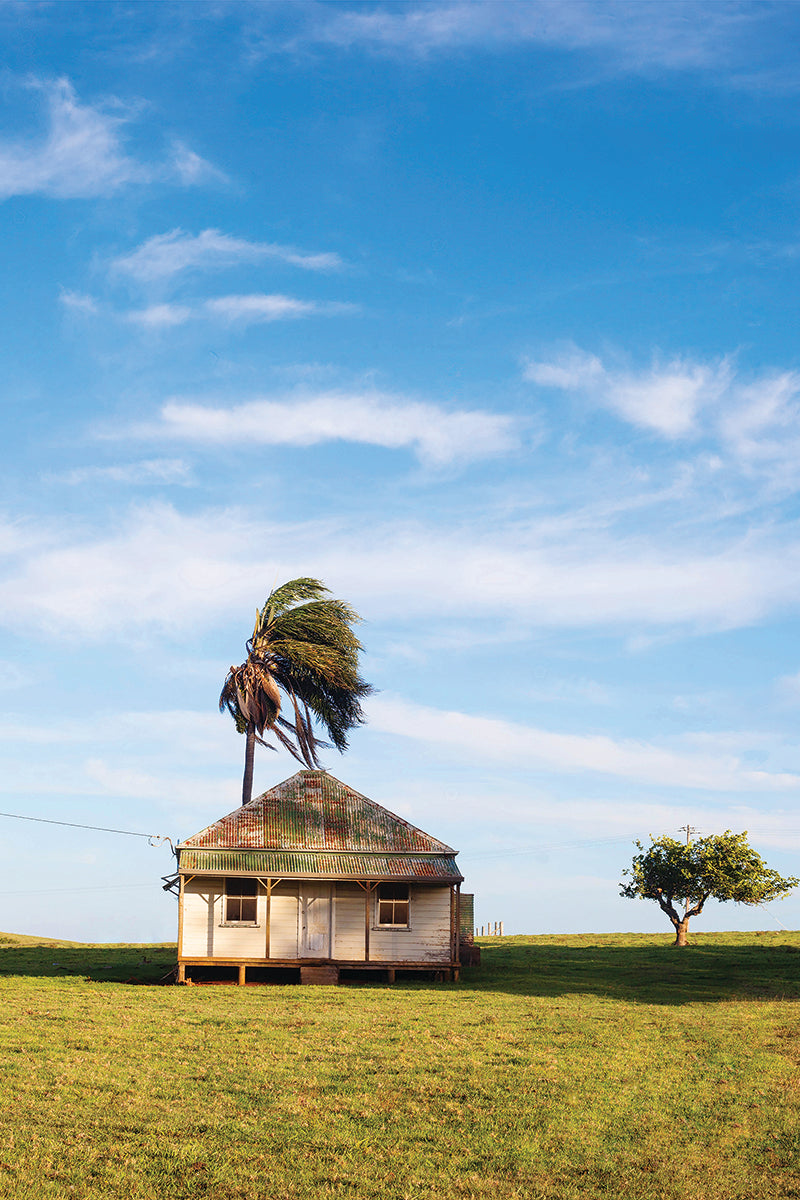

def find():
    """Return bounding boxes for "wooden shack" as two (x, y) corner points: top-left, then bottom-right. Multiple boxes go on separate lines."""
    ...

(175, 769), (465, 984)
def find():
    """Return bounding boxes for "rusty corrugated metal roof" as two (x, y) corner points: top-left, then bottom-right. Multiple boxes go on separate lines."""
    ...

(180, 770), (457, 855)
(179, 848), (463, 881)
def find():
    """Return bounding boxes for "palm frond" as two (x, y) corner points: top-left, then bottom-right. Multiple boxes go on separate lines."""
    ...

(270, 721), (312, 767)
(254, 578), (330, 636)
(265, 599), (364, 649)
(222, 577), (372, 781)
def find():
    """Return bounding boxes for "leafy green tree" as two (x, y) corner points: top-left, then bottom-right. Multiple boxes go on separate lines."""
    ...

(220, 578), (372, 805)
(620, 831), (798, 946)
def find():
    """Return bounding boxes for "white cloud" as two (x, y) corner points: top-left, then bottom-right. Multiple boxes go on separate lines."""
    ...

(1, 501), (800, 641)
(474, 796), (800, 853)
(153, 391), (519, 466)
(0, 77), (220, 201)
(719, 372), (800, 464)
(124, 294), (352, 328)
(84, 757), (168, 800)
(126, 303), (193, 328)
(5, 706), (800, 850)
(0, 708), (244, 816)
(366, 694), (800, 793)
(0, 505), (250, 638)
(0, 708), (230, 756)
(110, 228), (344, 282)
(525, 348), (800, 489)
(203, 294), (323, 322)
(611, 362), (730, 437)
(383, 778), (800, 855)
(48, 459), (192, 487)
(290, 0), (767, 80)
(525, 348), (732, 437)
(0, 77), (146, 199)
(59, 289), (99, 314)
(169, 142), (227, 187)
(524, 351), (604, 391)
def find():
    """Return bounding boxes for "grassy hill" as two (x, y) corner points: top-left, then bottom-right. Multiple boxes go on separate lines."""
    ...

(0, 931), (798, 1198)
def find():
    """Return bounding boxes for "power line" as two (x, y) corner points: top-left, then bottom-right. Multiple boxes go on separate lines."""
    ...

(0, 882), (154, 897)
(0, 811), (173, 851)
(464, 834), (637, 861)
(462, 823), (800, 864)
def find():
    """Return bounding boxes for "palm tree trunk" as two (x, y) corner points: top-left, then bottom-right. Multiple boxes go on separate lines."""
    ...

(242, 722), (256, 806)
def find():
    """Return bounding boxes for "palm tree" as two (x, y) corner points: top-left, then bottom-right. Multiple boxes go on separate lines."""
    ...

(220, 578), (373, 805)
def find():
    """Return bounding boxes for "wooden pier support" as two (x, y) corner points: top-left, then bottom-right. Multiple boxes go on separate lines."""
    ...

(300, 965), (340, 985)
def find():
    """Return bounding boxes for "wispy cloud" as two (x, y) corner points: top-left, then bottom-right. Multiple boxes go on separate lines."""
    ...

(126, 303), (194, 328)
(0, 661), (28, 692)
(0, 709), (242, 813)
(59, 289), (100, 314)
(367, 694), (800, 793)
(204, 294), (351, 322)
(125, 294), (354, 328)
(0, 77), (145, 199)
(524, 348), (733, 437)
(1, 500), (799, 640)
(524, 347), (800, 489)
(148, 390), (519, 466)
(719, 371), (800, 469)
(278, 1), (780, 85)
(47, 459), (192, 487)
(110, 228), (344, 282)
(169, 143), (227, 187)
(451, 792), (800, 852)
(0, 77), (221, 201)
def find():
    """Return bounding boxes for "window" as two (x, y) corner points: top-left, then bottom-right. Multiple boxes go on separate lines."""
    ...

(377, 883), (410, 927)
(224, 877), (258, 923)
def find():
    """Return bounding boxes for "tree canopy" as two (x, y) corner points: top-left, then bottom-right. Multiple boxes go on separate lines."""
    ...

(220, 578), (373, 805)
(620, 831), (798, 946)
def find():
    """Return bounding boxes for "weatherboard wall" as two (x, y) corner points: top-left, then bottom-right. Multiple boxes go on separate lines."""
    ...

(179, 877), (453, 963)
(368, 887), (451, 963)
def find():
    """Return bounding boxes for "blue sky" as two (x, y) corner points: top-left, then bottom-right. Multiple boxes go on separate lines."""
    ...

(2, 0), (800, 941)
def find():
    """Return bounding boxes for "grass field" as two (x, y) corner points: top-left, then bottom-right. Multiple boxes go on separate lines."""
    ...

(1, 930), (798, 1199)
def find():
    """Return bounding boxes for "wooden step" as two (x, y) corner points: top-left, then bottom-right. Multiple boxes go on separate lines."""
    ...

(300, 965), (340, 985)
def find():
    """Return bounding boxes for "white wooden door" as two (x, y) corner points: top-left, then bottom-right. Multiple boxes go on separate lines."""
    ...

(300, 885), (331, 957)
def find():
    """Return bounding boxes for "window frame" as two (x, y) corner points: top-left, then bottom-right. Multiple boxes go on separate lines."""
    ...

(374, 882), (411, 929)
(220, 877), (260, 927)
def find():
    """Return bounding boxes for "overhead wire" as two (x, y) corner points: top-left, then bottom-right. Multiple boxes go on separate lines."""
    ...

(463, 834), (640, 860)
(0, 882), (154, 897)
(0, 812), (176, 898)
(462, 825), (800, 863)
(0, 811), (173, 851)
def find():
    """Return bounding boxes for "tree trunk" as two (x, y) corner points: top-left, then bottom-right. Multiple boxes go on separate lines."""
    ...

(242, 722), (256, 806)
(674, 919), (690, 947)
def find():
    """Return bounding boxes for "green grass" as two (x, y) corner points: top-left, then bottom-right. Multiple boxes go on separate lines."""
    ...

(0, 931), (799, 1199)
